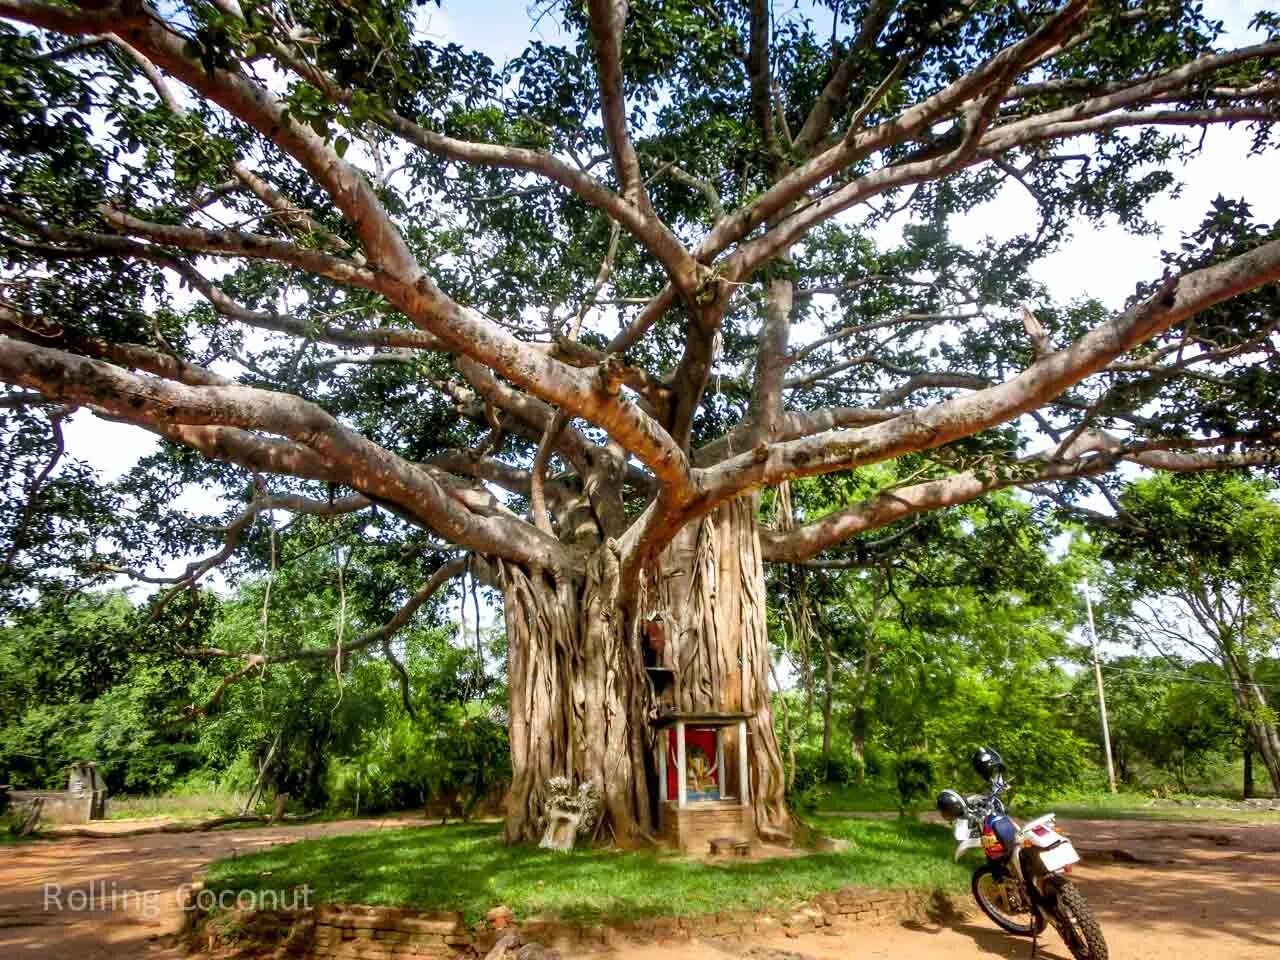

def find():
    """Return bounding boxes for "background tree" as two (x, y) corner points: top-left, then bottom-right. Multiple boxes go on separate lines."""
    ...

(0, 563), (509, 812)
(1068, 654), (1237, 791)
(1090, 472), (1280, 792)
(770, 479), (1088, 804)
(0, 589), (209, 791)
(1, 1), (1279, 843)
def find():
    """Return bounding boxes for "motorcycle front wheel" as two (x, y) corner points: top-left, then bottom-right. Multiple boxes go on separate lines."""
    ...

(971, 863), (1042, 936)
(1047, 878), (1108, 960)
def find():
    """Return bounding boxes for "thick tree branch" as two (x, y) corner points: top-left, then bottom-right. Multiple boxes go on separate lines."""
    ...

(747, 0), (777, 158)
(761, 434), (1280, 564)
(695, 0), (1091, 266)
(983, 40), (1280, 153)
(695, 406), (897, 467)
(229, 162), (360, 261)
(530, 411), (568, 536)
(749, 275), (793, 444)
(607, 285), (680, 354)
(792, 0), (895, 154)
(586, 0), (647, 205)
(701, 233), (1280, 497)
(0, 336), (574, 570)
(0, 300), (231, 387)
(98, 206), (381, 289)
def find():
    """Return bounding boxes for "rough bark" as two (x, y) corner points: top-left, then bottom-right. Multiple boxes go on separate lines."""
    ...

(820, 636), (834, 777)
(502, 562), (583, 843)
(502, 498), (791, 845)
(650, 496), (791, 842)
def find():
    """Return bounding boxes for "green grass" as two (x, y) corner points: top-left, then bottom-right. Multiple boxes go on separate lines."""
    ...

(0, 830), (51, 845)
(809, 782), (918, 814)
(107, 789), (251, 821)
(813, 781), (1280, 823)
(203, 818), (968, 924)
(0, 816), (53, 844)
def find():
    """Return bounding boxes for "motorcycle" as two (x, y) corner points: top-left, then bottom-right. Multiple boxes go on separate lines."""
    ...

(937, 747), (1108, 960)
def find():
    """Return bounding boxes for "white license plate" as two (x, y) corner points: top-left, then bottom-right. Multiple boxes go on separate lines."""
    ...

(1039, 840), (1080, 872)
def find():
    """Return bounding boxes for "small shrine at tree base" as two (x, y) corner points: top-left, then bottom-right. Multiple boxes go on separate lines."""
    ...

(652, 710), (756, 852)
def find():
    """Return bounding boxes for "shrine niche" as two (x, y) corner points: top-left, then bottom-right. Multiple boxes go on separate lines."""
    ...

(652, 711), (756, 852)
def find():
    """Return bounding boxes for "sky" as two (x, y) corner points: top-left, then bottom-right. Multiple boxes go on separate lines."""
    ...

(42, 0), (1280, 614)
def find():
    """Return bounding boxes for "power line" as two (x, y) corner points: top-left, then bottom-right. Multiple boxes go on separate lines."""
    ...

(1100, 663), (1280, 690)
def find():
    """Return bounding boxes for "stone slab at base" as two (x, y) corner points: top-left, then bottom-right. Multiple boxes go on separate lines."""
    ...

(658, 800), (755, 852)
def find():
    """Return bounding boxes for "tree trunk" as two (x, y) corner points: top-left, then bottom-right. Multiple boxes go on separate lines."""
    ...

(501, 497), (792, 845)
(851, 706), (867, 770)
(1223, 659), (1280, 794)
(502, 542), (649, 845)
(1242, 711), (1280, 795)
(849, 645), (880, 775)
(1243, 739), (1254, 800)
(820, 637), (834, 780)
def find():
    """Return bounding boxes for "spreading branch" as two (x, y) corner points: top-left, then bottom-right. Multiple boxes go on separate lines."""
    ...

(0, 335), (574, 570)
(702, 233), (1280, 497)
(182, 556), (467, 717)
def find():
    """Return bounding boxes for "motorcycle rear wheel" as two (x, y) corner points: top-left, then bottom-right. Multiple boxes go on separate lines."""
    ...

(971, 863), (1041, 936)
(1048, 879), (1108, 960)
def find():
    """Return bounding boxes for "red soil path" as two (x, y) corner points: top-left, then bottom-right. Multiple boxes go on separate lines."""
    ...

(0, 815), (1276, 960)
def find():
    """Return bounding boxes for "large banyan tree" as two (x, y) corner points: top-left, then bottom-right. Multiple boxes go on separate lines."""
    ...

(1, 0), (1278, 843)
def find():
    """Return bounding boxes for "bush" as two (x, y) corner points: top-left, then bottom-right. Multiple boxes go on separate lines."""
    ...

(791, 783), (831, 815)
(861, 744), (889, 780)
(894, 752), (936, 814)
(830, 752), (865, 786)
(791, 745), (864, 794)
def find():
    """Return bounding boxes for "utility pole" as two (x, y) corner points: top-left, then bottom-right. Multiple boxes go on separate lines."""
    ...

(1084, 583), (1118, 794)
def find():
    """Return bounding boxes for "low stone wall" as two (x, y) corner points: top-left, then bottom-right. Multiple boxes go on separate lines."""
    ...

(193, 886), (964, 958)
(7, 789), (99, 824)
(311, 906), (472, 959)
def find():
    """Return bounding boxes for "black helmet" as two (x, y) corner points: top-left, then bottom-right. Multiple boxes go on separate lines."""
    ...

(936, 789), (968, 821)
(971, 746), (1004, 781)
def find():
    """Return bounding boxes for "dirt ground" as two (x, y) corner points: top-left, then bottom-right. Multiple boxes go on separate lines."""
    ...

(0, 814), (425, 959)
(1, 815), (1277, 960)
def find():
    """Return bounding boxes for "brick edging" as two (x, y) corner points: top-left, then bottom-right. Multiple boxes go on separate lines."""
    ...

(189, 884), (967, 958)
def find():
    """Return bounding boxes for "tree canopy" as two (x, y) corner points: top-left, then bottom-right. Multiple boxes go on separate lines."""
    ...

(1089, 471), (1280, 791)
(2, 1), (1278, 600)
